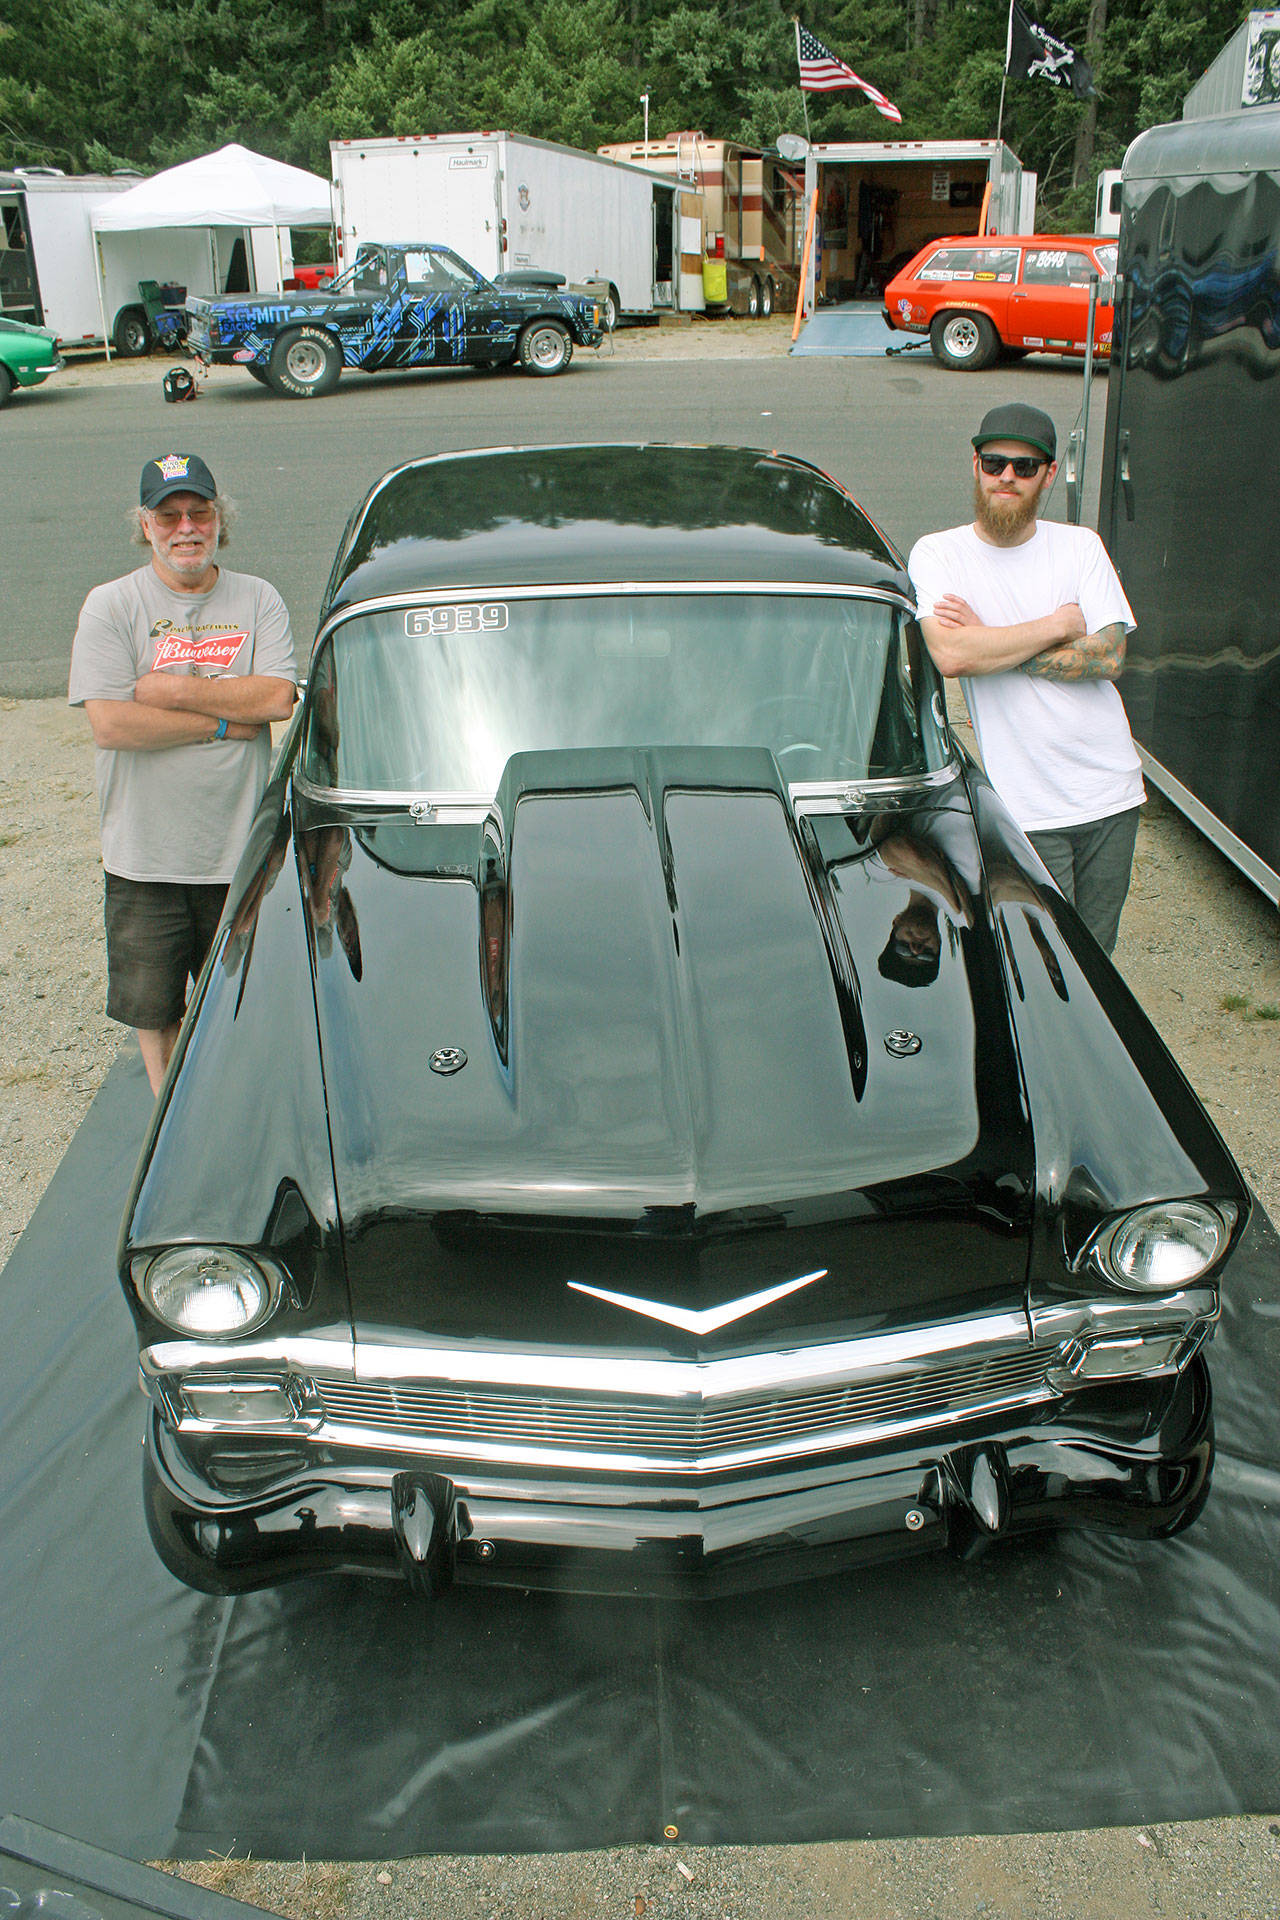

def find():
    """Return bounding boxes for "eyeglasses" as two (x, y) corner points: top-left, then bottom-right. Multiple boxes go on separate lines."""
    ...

(977, 453), (1048, 479)
(150, 503), (216, 529)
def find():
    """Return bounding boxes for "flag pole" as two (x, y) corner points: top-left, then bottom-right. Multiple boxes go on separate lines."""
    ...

(996, 0), (1014, 142)
(793, 19), (813, 140)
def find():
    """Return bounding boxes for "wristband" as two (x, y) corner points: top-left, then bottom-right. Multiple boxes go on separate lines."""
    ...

(214, 718), (228, 740)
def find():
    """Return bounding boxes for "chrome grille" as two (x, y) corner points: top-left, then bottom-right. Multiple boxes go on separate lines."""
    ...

(316, 1347), (1055, 1463)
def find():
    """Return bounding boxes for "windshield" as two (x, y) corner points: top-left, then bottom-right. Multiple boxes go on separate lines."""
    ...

(301, 591), (948, 796)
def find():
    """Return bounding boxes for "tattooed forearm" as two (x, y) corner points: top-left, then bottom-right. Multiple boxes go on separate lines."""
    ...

(1021, 622), (1127, 682)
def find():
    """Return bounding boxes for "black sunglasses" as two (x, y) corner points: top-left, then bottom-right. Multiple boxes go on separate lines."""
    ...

(978, 452), (1049, 478)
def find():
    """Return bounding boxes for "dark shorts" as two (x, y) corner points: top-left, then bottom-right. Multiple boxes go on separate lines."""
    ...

(104, 874), (229, 1031)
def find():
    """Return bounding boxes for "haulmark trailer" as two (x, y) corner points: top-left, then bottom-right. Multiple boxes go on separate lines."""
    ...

(331, 132), (683, 325)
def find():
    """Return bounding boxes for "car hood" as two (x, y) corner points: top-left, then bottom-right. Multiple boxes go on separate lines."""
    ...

(301, 749), (1035, 1360)
(0, 316), (56, 345)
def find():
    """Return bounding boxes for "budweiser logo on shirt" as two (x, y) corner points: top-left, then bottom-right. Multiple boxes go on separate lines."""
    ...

(152, 631), (249, 673)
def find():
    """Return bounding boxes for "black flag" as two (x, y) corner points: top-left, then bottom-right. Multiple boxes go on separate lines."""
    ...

(1007, 1), (1096, 101)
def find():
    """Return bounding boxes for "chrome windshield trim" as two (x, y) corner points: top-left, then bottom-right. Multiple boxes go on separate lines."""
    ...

(297, 579), (951, 810)
(790, 765), (960, 812)
(291, 775), (492, 816)
(313, 579), (918, 654)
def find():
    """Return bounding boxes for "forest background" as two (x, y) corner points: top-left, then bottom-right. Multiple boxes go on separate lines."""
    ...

(0, 0), (1255, 235)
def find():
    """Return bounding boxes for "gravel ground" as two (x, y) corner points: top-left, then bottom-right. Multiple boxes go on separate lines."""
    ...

(4, 325), (1279, 1917)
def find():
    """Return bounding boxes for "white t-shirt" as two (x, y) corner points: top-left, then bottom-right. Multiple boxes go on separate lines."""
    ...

(68, 564), (297, 883)
(908, 519), (1143, 833)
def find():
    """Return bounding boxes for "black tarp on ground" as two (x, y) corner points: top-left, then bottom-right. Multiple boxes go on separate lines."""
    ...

(2, 1051), (1278, 1860)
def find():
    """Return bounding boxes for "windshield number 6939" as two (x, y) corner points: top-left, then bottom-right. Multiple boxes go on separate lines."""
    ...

(405, 603), (509, 637)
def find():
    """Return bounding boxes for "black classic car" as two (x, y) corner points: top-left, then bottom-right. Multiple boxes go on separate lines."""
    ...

(184, 243), (603, 396)
(120, 444), (1248, 1599)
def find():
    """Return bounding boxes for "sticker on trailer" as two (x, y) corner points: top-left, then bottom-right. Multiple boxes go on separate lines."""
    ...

(405, 604), (510, 636)
(449, 154), (490, 170)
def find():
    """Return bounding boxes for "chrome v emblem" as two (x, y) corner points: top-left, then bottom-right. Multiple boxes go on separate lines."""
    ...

(567, 1269), (827, 1335)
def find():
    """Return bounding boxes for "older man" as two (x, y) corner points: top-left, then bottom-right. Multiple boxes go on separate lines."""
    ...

(908, 402), (1143, 954)
(69, 454), (297, 1093)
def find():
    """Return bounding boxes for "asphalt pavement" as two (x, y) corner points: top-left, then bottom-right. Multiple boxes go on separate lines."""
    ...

(1, 346), (1106, 696)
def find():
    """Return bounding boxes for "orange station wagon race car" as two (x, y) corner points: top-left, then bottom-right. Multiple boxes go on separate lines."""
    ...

(882, 234), (1117, 370)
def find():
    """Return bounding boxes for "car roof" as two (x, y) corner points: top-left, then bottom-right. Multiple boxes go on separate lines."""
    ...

(908, 233), (1109, 255)
(319, 443), (911, 625)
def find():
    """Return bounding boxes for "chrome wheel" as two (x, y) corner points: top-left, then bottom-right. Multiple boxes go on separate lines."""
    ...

(518, 322), (572, 376)
(930, 311), (999, 371)
(285, 338), (328, 382)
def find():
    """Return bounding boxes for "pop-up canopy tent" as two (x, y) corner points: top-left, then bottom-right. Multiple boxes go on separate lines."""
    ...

(89, 142), (333, 354)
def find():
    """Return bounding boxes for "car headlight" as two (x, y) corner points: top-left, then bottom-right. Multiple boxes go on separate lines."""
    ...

(1090, 1201), (1235, 1292)
(135, 1246), (280, 1337)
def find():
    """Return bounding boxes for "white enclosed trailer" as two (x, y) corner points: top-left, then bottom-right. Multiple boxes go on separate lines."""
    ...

(0, 169), (292, 351)
(798, 139), (1032, 310)
(0, 172), (139, 344)
(331, 131), (682, 321)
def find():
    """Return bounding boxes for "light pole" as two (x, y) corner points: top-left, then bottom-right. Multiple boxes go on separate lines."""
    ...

(641, 92), (650, 161)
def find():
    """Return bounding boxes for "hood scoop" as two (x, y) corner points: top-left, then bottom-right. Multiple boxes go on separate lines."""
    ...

(465, 745), (870, 1213)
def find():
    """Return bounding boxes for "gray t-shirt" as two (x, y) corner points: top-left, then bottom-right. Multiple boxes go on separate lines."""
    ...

(68, 564), (297, 883)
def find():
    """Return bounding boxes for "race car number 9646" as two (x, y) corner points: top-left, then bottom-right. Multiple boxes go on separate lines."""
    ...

(405, 604), (509, 636)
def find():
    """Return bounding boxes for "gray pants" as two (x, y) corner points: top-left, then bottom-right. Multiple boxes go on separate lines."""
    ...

(1027, 807), (1141, 956)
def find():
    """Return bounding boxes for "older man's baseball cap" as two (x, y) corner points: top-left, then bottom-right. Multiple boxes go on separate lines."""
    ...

(140, 452), (217, 509)
(971, 403), (1057, 463)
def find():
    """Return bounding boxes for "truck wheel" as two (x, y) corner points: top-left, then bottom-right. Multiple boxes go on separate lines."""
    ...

(746, 277), (761, 319)
(0, 367), (12, 409)
(930, 311), (999, 371)
(113, 307), (151, 357)
(517, 321), (573, 376)
(266, 327), (342, 398)
(602, 285), (620, 331)
(759, 277), (774, 318)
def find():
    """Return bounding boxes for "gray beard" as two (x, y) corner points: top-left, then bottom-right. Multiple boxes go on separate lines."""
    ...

(973, 476), (1041, 543)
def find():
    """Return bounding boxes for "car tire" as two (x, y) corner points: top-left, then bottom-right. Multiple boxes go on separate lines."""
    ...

(113, 307), (151, 357)
(602, 284), (620, 331)
(0, 367), (12, 409)
(746, 277), (761, 319)
(266, 326), (343, 398)
(517, 321), (573, 376)
(759, 277), (774, 319)
(930, 311), (999, 371)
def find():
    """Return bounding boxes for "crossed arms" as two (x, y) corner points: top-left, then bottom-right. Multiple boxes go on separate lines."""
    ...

(921, 594), (1127, 682)
(84, 671), (296, 750)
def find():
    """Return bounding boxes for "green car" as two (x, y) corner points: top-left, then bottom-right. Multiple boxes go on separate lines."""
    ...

(0, 315), (64, 407)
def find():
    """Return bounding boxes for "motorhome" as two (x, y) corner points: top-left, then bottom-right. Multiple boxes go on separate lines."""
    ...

(597, 133), (804, 316)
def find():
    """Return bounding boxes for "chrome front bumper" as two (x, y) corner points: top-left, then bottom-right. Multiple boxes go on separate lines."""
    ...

(138, 1298), (1218, 1596)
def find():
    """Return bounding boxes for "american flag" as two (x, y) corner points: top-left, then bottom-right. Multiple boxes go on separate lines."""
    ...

(795, 21), (902, 121)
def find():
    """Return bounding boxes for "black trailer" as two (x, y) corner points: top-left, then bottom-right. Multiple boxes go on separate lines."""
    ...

(1099, 107), (1280, 904)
